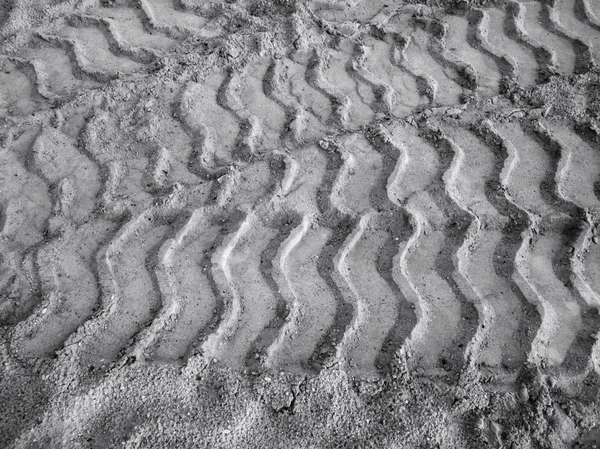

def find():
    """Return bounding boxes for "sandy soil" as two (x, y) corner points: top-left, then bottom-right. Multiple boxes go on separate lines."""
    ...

(2, 0), (600, 447)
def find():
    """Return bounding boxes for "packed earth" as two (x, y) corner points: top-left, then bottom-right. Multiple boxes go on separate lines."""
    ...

(2, 0), (600, 447)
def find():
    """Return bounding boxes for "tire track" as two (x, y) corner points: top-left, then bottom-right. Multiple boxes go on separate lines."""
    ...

(413, 15), (477, 92)
(389, 13), (463, 106)
(557, 0), (600, 67)
(80, 4), (176, 56)
(304, 49), (351, 128)
(505, 0), (559, 80)
(575, 0), (600, 31)
(440, 121), (540, 372)
(0, 137), (51, 325)
(234, 58), (288, 153)
(67, 14), (159, 65)
(178, 79), (238, 178)
(320, 42), (377, 128)
(383, 121), (478, 376)
(543, 0), (593, 74)
(72, 186), (186, 364)
(444, 13), (502, 98)
(467, 9), (517, 92)
(9, 128), (109, 359)
(267, 141), (355, 373)
(485, 5), (539, 88)
(263, 57), (329, 145)
(0, 58), (45, 116)
(56, 25), (143, 78)
(137, 0), (220, 39)
(492, 121), (598, 374)
(216, 68), (260, 161)
(345, 41), (394, 116)
(529, 121), (600, 374)
(384, 30), (434, 106)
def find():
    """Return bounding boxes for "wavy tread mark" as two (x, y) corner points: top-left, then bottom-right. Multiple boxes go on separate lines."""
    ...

(558, 0), (600, 66)
(360, 127), (417, 373)
(0, 148), (51, 324)
(234, 59), (288, 153)
(216, 69), (260, 161)
(301, 49), (350, 128)
(440, 122), (539, 370)
(484, 6), (539, 88)
(530, 123), (600, 370)
(444, 14), (501, 97)
(576, 0), (600, 31)
(56, 25), (143, 77)
(179, 78), (239, 176)
(36, 33), (122, 83)
(267, 144), (351, 372)
(72, 188), (186, 364)
(246, 214), (301, 369)
(467, 9), (518, 92)
(383, 30), (434, 105)
(383, 122), (477, 375)
(389, 13), (463, 106)
(151, 210), (244, 362)
(177, 83), (227, 180)
(0, 58), (44, 116)
(82, 5), (176, 54)
(23, 41), (95, 100)
(138, 0), (220, 39)
(506, 0), (559, 80)
(9, 128), (108, 358)
(267, 218), (339, 374)
(307, 143), (359, 370)
(345, 41), (395, 116)
(412, 15), (477, 92)
(12, 223), (114, 359)
(1, 56), (56, 103)
(262, 58), (307, 146)
(428, 126), (487, 369)
(320, 42), (376, 128)
(550, 126), (600, 314)
(362, 32), (427, 113)
(67, 14), (158, 65)
(544, 0), (593, 74)
(493, 122), (596, 373)
(324, 135), (399, 375)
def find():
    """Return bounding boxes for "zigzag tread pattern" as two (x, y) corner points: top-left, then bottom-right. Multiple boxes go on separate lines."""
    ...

(2, 1), (600, 384)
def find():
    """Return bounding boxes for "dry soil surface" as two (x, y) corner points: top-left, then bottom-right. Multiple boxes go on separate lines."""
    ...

(3, 0), (600, 447)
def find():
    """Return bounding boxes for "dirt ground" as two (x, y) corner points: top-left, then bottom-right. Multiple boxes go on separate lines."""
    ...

(3, 0), (600, 447)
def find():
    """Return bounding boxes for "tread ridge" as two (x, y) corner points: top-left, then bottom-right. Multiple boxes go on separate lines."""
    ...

(480, 121), (548, 366)
(306, 142), (357, 370)
(413, 15), (476, 91)
(306, 50), (352, 128)
(387, 31), (436, 105)
(216, 69), (259, 160)
(432, 126), (488, 367)
(468, 9), (517, 91)
(262, 58), (310, 146)
(544, 0), (593, 73)
(346, 42), (394, 115)
(418, 125), (480, 373)
(577, 0), (600, 31)
(177, 83), (229, 179)
(332, 212), (370, 371)
(365, 125), (418, 370)
(200, 212), (250, 361)
(265, 215), (311, 370)
(506, 0), (558, 81)
(527, 121), (600, 373)
(67, 14), (158, 64)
